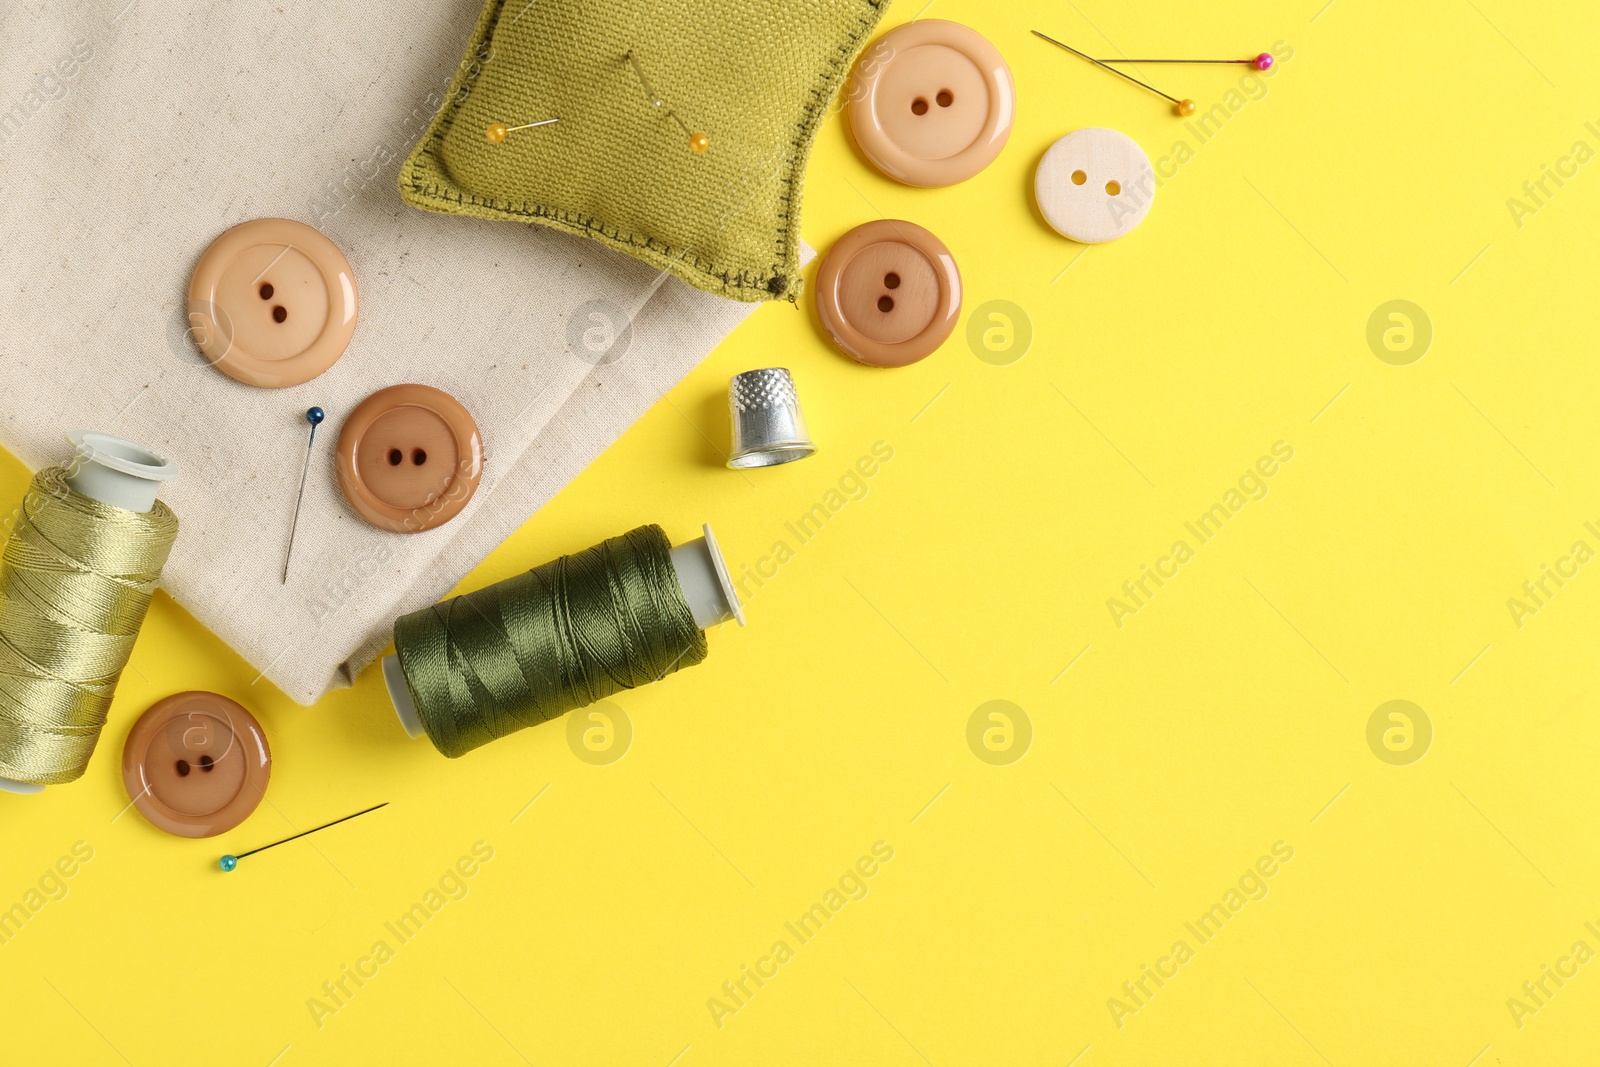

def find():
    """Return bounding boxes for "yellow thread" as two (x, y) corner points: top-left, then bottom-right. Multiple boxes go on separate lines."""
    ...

(0, 467), (178, 785)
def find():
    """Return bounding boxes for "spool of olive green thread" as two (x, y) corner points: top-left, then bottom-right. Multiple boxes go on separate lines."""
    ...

(0, 432), (180, 793)
(384, 523), (742, 759)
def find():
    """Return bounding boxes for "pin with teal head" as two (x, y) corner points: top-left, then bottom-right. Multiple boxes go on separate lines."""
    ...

(281, 406), (325, 584)
(218, 801), (387, 872)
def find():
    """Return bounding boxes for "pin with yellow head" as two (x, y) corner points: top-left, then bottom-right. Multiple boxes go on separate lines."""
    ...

(485, 117), (559, 143)
(625, 50), (709, 156)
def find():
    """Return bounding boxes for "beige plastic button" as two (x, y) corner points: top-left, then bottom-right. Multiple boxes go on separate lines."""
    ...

(187, 218), (358, 388)
(336, 384), (483, 533)
(122, 692), (271, 839)
(847, 20), (1015, 187)
(815, 220), (962, 368)
(1035, 128), (1156, 243)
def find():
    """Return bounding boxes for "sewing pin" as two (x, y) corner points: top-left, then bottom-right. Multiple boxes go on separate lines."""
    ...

(219, 802), (388, 872)
(1101, 53), (1274, 71)
(1031, 30), (1197, 117)
(625, 50), (709, 154)
(281, 405), (324, 584)
(486, 116), (559, 143)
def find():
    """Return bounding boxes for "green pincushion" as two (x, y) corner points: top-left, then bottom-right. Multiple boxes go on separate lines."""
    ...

(400, 0), (890, 302)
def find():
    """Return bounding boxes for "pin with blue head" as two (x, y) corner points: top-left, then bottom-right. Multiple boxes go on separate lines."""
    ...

(281, 406), (326, 584)
(217, 802), (388, 873)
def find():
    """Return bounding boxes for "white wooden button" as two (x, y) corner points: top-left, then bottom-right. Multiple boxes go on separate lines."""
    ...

(1035, 128), (1156, 244)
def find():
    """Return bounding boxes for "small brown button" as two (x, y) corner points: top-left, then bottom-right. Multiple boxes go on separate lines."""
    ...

(846, 20), (1015, 187)
(336, 384), (483, 533)
(122, 692), (270, 839)
(187, 218), (358, 388)
(815, 220), (962, 367)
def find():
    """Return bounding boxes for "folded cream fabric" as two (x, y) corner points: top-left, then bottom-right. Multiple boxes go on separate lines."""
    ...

(0, 0), (765, 703)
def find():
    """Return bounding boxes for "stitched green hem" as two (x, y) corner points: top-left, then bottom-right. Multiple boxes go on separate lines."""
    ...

(399, 0), (890, 303)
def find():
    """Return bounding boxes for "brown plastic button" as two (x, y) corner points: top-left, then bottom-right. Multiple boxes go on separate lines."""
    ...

(122, 692), (270, 839)
(336, 384), (483, 533)
(847, 20), (1015, 187)
(815, 220), (962, 367)
(187, 218), (358, 388)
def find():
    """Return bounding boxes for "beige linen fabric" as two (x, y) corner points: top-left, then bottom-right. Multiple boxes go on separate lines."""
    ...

(0, 0), (765, 703)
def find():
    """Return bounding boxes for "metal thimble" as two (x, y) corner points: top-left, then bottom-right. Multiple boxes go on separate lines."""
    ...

(727, 368), (815, 469)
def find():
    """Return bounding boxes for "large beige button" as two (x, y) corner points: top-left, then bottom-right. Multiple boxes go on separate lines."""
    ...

(121, 692), (271, 839)
(815, 220), (962, 367)
(1035, 128), (1156, 243)
(846, 20), (1015, 187)
(187, 218), (358, 388)
(336, 384), (483, 533)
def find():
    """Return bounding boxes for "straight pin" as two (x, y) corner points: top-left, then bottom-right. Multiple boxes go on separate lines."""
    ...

(281, 406), (324, 584)
(1031, 30), (1197, 116)
(625, 50), (709, 154)
(219, 802), (388, 871)
(1101, 53), (1275, 70)
(486, 116), (559, 142)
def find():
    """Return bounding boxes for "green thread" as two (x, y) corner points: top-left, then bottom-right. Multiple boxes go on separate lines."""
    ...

(394, 524), (707, 759)
(0, 467), (179, 785)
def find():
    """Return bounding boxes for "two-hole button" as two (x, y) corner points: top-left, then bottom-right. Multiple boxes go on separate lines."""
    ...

(1035, 128), (1157, 244)
(121, 692), (271, 839)
(847, 20), (1015, 187)
(187, 217), (358, 388)
(256, 281), (288, 325)
(816, 220), (962, 367)
(335, 384), (484, 533)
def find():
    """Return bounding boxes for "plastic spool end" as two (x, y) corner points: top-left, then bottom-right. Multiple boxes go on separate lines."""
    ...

(382, 654), (426, 740)
(2, 432), (179, 796)
(380, 523), (745, 739)
(65, 430), (179, 514)
(670, 523), (745, 630)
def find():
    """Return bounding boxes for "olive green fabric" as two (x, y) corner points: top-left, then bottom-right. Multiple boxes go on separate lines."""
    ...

(400, 0), (890, 302)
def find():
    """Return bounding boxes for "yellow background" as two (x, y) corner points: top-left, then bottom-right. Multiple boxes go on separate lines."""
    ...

(5, 0), (1600, 1063)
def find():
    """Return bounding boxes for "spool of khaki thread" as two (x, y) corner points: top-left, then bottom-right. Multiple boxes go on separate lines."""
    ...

(0, 432), (179, 795)
(380, 523), (743, 754)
